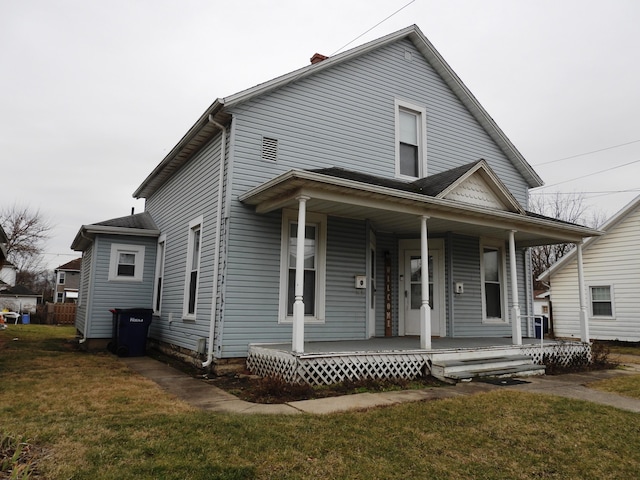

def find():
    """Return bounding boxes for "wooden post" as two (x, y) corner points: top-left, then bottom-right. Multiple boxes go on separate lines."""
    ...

(384, 252), (392, 337)
(509, 230), (522, 345)
(576, 241), (590, 342)
(292, 196), (309, 354)
(420, 216), (431, 350)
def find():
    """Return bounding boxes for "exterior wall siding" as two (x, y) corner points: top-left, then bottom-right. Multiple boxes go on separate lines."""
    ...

(85, 235), (156, 339)
(550, 206), (640, 341)
(75, 246), (94, 335)
(145, 133), (223, 354)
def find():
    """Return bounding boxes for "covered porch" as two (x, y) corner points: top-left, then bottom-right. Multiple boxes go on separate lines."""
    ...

(240, 165), (601, 384)
(247, 337), (590, 385)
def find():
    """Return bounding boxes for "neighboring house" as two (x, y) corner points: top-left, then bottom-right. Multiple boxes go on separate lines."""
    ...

(533, 289), (550, 317)
(72, 25), (600, 383)
(0, 261), (18, 287)
(0, 224), (7, 268)
(539, 195), (640, 343)
(54, 258), (82, 303)
(0, 284), (41, 314)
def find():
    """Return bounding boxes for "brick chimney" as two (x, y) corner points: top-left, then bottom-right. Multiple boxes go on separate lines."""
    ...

(310, 53), (328, 65)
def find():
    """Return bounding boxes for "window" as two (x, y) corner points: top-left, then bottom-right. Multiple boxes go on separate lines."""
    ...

(108, 244), (145, 282)
(56, 292), (64, 303)
(279, 209), (326, 323)
(153, 235), (166, 314)
(481, 244), (506, 322)
(58, 272), (66, 284)
(395, 99), (426, 178)
(183, 217), (203, 318)
(590, 286), (614, 317)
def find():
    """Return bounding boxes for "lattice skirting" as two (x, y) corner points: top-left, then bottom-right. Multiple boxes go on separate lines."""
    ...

(247, 346), (429, 386)
(247, 341), (591, 386)
(520, 341), (591, 367)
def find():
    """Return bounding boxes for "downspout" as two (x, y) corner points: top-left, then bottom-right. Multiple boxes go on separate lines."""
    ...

(202, 115), (226, 368)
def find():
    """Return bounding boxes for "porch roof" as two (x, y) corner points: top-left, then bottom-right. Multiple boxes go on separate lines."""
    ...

(239, 168), (602, 247)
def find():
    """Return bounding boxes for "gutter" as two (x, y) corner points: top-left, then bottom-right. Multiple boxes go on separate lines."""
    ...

(202, 115), (227, 368)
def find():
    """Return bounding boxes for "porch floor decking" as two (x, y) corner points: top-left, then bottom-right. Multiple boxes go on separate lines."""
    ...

(251, 336), (551, 355)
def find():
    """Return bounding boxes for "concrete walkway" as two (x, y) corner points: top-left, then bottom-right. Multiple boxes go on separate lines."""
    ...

(121, 356), (640, 415)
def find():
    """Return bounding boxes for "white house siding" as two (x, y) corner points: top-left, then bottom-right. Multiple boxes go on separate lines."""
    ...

(550, 206), (640, 341)
(75, 246), (94, 335)
(84, 235), (156, 339)
(145, 133), (223, 354)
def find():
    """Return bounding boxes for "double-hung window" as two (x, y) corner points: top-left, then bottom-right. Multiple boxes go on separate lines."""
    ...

(481, 244), (506, 322)
(279, 209), (326, 323)
(183, 217), (202, 318)
(153, 235), (166, 315)
(395, 99), (427, 179)
(108, 244), (145, 282)
(590, 286), (614, 318)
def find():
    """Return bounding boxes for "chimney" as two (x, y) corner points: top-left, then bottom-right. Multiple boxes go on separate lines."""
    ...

(310, 53), (328, 65)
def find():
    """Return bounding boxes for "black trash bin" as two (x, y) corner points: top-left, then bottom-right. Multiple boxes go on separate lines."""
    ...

(107, 308), (153, 357)
(534, 315), (549, 339)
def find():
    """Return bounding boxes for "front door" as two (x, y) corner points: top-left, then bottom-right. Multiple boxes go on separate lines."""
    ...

(400, 240), (444, 337)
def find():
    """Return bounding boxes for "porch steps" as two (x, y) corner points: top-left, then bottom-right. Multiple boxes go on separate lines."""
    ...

(430, 354), (545, 383)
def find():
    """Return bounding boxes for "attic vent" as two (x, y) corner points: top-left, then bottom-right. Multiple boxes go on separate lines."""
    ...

(262, 137), (278, 162)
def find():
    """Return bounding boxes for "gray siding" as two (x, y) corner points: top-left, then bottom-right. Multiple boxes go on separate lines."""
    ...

(221, 215), (367, 357)
(75, 246), (94, 335)
(145, 133), (223, 354)
(85, 235), (156, 339)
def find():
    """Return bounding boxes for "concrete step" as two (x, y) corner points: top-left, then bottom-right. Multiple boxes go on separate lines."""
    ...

(430, 354), (545, 383)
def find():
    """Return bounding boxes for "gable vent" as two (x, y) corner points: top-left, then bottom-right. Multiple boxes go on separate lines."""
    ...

(262, 137), (278, 162)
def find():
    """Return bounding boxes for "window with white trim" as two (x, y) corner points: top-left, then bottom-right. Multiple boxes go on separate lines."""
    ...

(279, 209), (326, 323)
(108, 244), (145, 282)
(58, 271), (66, 284)
(183, 217), (203, 318)
(395, 99), (427, 178)
(590, 285), (614, 317)
(153, 235), (166, 315)
(480, 243), (507, 322)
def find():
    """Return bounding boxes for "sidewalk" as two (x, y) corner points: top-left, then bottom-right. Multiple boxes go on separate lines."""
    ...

(121, 356), (640, 415)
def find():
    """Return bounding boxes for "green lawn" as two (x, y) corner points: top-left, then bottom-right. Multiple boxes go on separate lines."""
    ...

(2, 325), (640, 479)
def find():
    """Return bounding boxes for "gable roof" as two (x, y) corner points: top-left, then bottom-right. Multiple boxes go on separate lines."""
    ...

(240, 165), (600, 246)
(538, 194), (640, 281)
(71, 212), (160, 251)
(133, 24), (542, 199)
(55, 258), (82, 272)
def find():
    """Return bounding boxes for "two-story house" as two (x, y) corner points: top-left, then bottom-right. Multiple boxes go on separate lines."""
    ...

(72, 25), (600, 384)
(54, 258), (82, 303)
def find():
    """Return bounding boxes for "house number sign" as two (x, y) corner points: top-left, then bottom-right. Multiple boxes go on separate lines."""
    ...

(385, 252), (392, 337)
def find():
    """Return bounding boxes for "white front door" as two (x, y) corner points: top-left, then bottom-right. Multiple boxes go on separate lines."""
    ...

(400, 240), (444, 337)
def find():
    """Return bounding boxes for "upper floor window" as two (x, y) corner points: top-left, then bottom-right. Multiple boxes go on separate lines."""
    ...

(395, 99), (427, 179)
(183, 217), (203, 318)
(58, 271), (66, 284)
(108, 244), (145, 282)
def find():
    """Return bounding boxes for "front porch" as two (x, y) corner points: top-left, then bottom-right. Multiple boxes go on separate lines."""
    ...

(247, 337), (590, 385)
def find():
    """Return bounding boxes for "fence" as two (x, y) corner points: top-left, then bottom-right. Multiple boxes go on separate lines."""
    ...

(41, 303), (77, 325)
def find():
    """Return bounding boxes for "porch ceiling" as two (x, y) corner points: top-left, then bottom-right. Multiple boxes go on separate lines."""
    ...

(239, 169), (602, 247)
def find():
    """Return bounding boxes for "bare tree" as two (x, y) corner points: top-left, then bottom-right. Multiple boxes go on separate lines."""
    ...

(529, 192), (605, 288)
(0, 204), (52, 273)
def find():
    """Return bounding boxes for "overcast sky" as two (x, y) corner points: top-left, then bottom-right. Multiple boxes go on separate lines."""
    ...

(2, 0), (639, 270)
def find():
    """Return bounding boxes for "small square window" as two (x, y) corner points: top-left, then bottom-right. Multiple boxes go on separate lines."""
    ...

(108, 244), (145, 282)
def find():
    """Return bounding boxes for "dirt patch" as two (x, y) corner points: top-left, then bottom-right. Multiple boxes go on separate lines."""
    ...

(204, 373), (447, 404)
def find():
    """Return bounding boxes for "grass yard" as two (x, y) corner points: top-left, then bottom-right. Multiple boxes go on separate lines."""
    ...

(3, 326), (640, 479)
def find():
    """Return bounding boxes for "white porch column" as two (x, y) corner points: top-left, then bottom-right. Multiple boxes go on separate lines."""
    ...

(508, 230), (522, 345)
(576, 241), (590, 342)
(292, 195), (310, 354)
(420, 215), (432, 350)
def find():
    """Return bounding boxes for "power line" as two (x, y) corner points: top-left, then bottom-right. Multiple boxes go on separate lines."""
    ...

(533, 158), (640, 189)
(330, 0), (416, 56)
(532, 139), (640, 167)
(530, 188), (640, 196)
